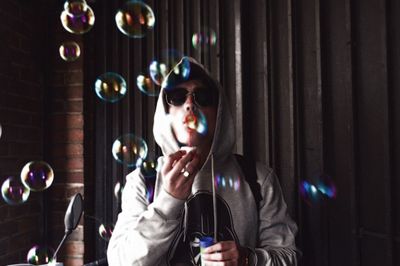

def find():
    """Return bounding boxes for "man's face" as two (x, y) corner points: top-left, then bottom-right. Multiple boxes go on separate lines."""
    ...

(165, 80), (217, 148)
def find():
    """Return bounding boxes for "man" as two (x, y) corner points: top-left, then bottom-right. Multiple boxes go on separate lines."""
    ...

(107, 57), (299, 265)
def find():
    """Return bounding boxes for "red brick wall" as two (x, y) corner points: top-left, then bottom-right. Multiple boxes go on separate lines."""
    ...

(0, 1), (85, 265)
(46, 2), (85, 266)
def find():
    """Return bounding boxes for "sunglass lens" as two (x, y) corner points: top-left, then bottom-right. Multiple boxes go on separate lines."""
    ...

(166, 88), (187, 106)
(195, 90), (214, 107)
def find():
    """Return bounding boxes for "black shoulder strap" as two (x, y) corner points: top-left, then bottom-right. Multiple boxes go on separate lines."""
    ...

(234, 154), (262, 210)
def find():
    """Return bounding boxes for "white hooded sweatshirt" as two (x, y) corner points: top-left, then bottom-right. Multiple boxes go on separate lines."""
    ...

(107, 57), (299, 266)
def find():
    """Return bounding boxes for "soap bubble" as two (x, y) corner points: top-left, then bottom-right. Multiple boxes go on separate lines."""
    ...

(20, 161), (54, 192)
(94, 72), (127, 103)
(149, 49), (185, 86)
(161, 56), (191, 89)
(140, 159), (158, 178)
(1, 176), (30, 205)
(26, 245), (56, 265)
(0, 123), (2, 139)
(60, 5), (95, 34)
(64, 0), (88, 16)
(214, 174), (241, 191)
(99, 223), (114, 241)
(145, 177), (155, 203)
(115, 0), (155, 38)
(299, 174), (337, 206)
(114, 181), (123, 200)
(192, 28), (217, 50)
(136, 74), (160, 96)
(59, 41), (81, 62)
(112, 134), (148, 167)
(183, 110), (208, 135)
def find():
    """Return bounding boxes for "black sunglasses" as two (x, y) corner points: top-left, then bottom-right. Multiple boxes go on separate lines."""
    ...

(165, 87), (217, 107)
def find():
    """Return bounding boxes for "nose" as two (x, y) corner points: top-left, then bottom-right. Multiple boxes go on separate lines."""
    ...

(184, 94), (196, 112)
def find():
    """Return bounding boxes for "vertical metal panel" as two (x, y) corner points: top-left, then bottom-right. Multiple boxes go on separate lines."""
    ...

(353, 0), (392, 265)
(269, 0), (297, 216)
(387, 0), (400, 257)
(293, 0), (326, 264)
(320, 0), (358, 264)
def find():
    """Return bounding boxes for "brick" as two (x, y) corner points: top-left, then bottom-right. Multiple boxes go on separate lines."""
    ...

(51, 128), (84, 143)
(49, 114), (84, 129)
(52, 157), (83, 171)
(50, 143), (84, 157)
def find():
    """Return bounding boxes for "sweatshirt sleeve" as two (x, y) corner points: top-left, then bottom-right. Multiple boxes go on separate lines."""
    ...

(251, 166), (300, 266)
(107, 169), (185, 266)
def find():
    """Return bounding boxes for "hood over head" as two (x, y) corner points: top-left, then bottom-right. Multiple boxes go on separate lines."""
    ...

(153, 57), (235, 163)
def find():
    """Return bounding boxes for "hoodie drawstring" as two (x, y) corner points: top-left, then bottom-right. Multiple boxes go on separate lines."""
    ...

(211, 153), (217, 243)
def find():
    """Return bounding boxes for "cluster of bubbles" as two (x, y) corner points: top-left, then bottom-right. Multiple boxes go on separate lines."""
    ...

(214, 174), (241, 191)
(1, 161), (54, 205)
(26, 245), (56, 265)
(112, 134), (148, 167)
(299, 174), (337, 206)
(59, 0), (96, 62)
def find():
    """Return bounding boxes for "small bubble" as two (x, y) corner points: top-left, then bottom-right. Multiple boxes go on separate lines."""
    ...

(99, 224), (114, 241)
(140, 159), (158, 178)
(114, 181), (123, 200)
(1, 176), (30, 205)
(20, 161), (54, 192)
(26, 245), (55, 265)
(192, 28), (217, 51)
(112, 134), (148, 167)
(95, 72), (127, 103)
(115, 0), (155, 38)
(59, 41), (81, 62)
(136, 74), (160, 96)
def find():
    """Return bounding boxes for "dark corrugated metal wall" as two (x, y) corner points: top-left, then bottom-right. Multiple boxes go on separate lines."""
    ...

(84, 0), (400, 265)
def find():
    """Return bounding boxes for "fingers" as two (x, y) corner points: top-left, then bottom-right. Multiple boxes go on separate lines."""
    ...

(202, 241), (240, 264)
(162, 150), (186, 174)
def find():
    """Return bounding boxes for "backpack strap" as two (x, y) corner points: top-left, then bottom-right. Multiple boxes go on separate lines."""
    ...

(234, 154), (262, 210)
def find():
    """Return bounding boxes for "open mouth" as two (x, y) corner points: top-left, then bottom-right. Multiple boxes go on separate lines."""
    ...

(184, 112), (198, 130)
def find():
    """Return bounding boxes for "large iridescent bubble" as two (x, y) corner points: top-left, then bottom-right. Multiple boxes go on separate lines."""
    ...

(112, 134), (148, 167)
(64, 0), (88, 16)
(1, 176), (30, 205)
(115, 0), (155, 38)
(149, 49), (185, 86)
(161, 56), (191, 89)
(95, 72), (127, 103)
(136, 74), (160, 96)
(20, 161), (54, 192)
(26, 245), (56, 265)
(60, 5), (95, 34)
(59, 41), (81, 62)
